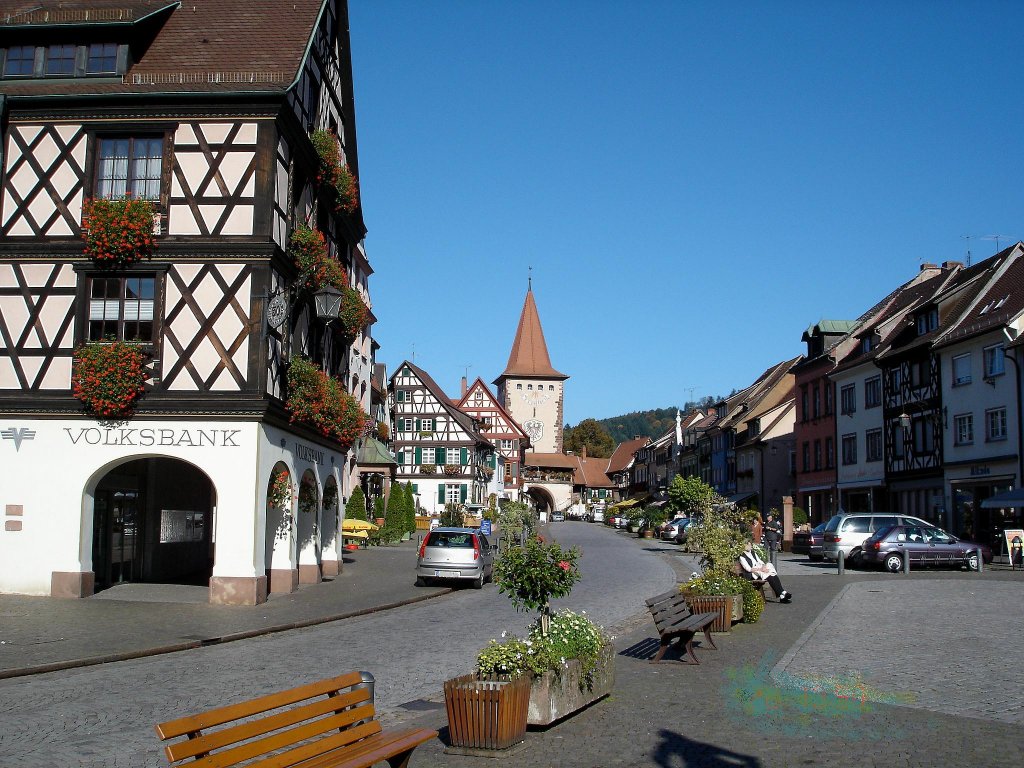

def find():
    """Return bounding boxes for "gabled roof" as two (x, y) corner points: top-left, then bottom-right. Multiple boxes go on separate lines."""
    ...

(933, 243), (1024, 349)
(606, 436), (650, 474)
(573, 455), (614, 489)
(456, 378), (528, 441)
(0, 0), (324, 97)
(495, 288), (567, 381)
(392, 360), (490, 445)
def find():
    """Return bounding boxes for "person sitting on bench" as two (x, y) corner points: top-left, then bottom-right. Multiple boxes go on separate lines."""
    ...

(738, 542), (792, 603)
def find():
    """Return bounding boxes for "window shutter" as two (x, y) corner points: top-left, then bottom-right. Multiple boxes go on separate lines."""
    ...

(439, 485), (445, 504)
(412, 483), (418, 493)
(415, 419), (421, 431)
(396, 390), (404, 402)
(414, 447), (422, 464)
(460, 484), (467, 503)
(461, 447), (468, 465)
(397, 450), (404, 464)
(487, 454), (495, 469)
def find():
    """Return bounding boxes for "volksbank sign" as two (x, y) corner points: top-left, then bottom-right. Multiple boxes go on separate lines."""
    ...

(63, 427), (243, 447)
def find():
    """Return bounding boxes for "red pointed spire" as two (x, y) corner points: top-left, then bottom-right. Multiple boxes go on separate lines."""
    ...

(499, 288), (567, 379)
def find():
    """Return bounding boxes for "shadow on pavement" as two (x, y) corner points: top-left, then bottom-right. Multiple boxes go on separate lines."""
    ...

(652, 728), (763, 768)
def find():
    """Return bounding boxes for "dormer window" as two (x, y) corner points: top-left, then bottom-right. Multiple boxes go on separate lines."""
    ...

(915, 308), (938, 335)
(4, 46), (35, 76)
(861, 335), (875, 354)
(87, 43), (118, 74)
(46, 44), (76, 76)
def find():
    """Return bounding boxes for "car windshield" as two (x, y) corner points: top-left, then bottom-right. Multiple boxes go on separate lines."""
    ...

(427, 532), (474, 548)
(823, 515), (842, 532)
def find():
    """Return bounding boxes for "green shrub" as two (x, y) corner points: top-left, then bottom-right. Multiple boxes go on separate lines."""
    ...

(791, 506), (809, 526)
(345, 486), (367, 521)
(738, 579), (765, 623)
(440, 502), (465, 528)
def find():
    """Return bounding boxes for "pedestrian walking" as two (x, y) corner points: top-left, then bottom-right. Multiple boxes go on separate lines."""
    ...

(764, 513), (782, 552)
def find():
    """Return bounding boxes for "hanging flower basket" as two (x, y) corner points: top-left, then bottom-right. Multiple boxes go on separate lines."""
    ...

(338, 286), (368, 339)
(81, 196), (156, 268)
(286, 356), (367, 450)
(288, 225), (347, 293)
(71, 340), (148, 419)
(310, 129), (359, 214)
(269, 470), (293, 509)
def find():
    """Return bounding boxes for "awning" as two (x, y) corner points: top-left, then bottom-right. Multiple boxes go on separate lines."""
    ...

(342, 530), (369, 539)
(981, 488), (1024, 509)
(726, 492), (757, 505)
(610, 498), (640, 510)
(342, 519), (379, 532)
(648, 500), (668, 508)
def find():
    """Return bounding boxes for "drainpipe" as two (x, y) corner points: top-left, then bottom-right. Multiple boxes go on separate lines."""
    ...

(1003, 330), (1024, 488)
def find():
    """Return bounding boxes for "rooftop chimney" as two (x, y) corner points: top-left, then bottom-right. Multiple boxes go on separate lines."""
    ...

(461, 376), (467, 396)
(920, 262), (938, 271)
(581, 445), (588, 458)
(942, 261), (964, 270)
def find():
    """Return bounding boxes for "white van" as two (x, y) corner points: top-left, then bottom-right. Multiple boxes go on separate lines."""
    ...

(590, 504), (606, 523)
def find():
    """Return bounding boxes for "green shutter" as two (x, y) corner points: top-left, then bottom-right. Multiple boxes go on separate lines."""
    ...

(397, 450), (404, 464)
(599, 489), (606, 498)
(415, 418), (421, 431)
(487, 454), (495, 469)
(414, 447), (422, 464)
(461, 447), (468, 465)
(396, 390), (404, 402)
(460, 484), (467, 503)
(412, 483), (418, 493)
(439, 485), (445, 504)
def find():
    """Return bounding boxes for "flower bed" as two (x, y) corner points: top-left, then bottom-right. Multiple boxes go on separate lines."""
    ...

(72, 340), (148, 419)
(81, 197), (156, 268)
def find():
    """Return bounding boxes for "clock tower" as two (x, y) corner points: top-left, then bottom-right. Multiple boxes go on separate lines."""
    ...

(494, 283), (568, 453)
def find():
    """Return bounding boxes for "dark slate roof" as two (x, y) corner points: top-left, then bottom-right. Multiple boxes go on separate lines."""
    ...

(933, 243), (1024, 349)
(0, 0), (321, 97)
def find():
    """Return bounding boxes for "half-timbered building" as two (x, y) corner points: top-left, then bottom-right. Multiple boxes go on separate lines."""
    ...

(0, 0), (380, 604)
(390, 361), (494, 515)
(456, 376), (528, 504)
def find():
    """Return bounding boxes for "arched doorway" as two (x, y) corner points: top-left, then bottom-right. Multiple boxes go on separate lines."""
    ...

(266, 462), (296, 594)
(91, 458), (216, 591)
(525, 486), (555, 515)
(296, 470), (321, 584)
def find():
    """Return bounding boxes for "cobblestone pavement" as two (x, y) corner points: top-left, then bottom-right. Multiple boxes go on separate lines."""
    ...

(2, 525), (1023, 768)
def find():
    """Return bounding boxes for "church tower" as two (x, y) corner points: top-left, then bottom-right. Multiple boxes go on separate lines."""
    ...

(494, 284), (568, 453)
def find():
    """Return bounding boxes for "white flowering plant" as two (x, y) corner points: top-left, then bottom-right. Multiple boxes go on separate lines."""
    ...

(476, 610), (610, 689)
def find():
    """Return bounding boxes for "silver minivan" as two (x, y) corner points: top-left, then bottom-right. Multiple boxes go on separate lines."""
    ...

(415, 527), (493, 588)
(822, 513), (931, 563)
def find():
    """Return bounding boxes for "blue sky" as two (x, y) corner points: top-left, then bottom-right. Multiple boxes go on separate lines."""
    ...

(348, 1), (1024, 427)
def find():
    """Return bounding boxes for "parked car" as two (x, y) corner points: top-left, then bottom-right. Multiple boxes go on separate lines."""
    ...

(791, 522), (827, 560)
(415, 527), (493, 588)
(591, 505), (605, 523)
(822, 513), (932, 564)
(860, 524), (993, 572)
(551, 511), (565, 523)
(661, 517), (690, 541)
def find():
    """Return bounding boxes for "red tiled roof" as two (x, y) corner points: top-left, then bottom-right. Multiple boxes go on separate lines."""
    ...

(496, 289), (567, 380)
(606, 437), (649, 473)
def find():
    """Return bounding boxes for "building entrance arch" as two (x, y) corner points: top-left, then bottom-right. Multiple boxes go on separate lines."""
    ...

(525, 486), (555, 514)
(90, 457), (216, 592)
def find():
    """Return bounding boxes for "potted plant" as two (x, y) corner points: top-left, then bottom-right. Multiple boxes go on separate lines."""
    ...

(338, 285), (368, 340)
(288, 225), (346, 293)
(419, 463), (436, 474)
(641, 507), (667, 539)
(80, 196), (156, 268)
(71, 340), (148, 419)
(286, 356), (367, 450)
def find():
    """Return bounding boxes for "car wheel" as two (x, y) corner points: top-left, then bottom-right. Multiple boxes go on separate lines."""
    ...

(967, 553), (980, 571)
(846, 548), (863, 568)
(473, 572), (484, 589)
(415, 577), (427, 587)
(884, 554), (903, 573)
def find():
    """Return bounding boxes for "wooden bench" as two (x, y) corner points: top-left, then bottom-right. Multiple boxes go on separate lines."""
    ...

(645, 589), (719, 664)
(731, 562), (772, 601)
(155, 670), (436, 768)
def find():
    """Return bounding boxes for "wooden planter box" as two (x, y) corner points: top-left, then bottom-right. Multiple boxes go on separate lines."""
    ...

(444, 674), (530, 754)
(527, 643), (615, 726)
(684, 594), (743, 632)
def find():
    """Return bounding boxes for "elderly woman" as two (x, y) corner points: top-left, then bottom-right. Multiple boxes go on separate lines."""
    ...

(738, 541), (792, 603)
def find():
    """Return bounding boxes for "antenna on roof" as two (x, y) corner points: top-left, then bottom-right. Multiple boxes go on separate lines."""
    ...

(982, 235), (1013, 254)
(528, 266), (532, 291)
(411, 343), (415, 364)
(961, 235), (972, 267)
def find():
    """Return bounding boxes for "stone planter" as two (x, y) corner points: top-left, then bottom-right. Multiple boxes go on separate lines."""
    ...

(684, 594), (743, 632)
(527, 643), (615, 726)
(444, 674), (530, 755)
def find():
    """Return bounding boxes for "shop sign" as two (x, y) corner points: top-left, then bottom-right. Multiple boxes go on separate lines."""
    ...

(970, 465), (991, 476)
(294, 441), (325, 465)
(63, 427), (242, 447)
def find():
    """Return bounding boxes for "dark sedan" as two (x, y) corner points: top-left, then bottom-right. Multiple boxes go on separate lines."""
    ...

(860, 524), (993, 572)
(791, 522), (827, 561)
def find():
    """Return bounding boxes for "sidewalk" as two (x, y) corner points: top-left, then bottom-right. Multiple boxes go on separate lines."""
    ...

(0, 537), (444, 678)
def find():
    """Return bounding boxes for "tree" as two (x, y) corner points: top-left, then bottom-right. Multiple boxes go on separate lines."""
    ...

(440, 502), (466, 528)
(667, 476), (717, 518)
(345, 486), (367, 521)
(383, 486), (405, 543)
(563, 418), (615, 459)
(403, 481), (417, 535)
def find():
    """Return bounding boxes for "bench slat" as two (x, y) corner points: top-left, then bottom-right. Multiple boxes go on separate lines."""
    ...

(184, 719), (381, 768)
(293, 728), (437, 768)
(165, 689), (372, 763)
(156, 671), (366, 739)
(645, 589), (680, 607)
